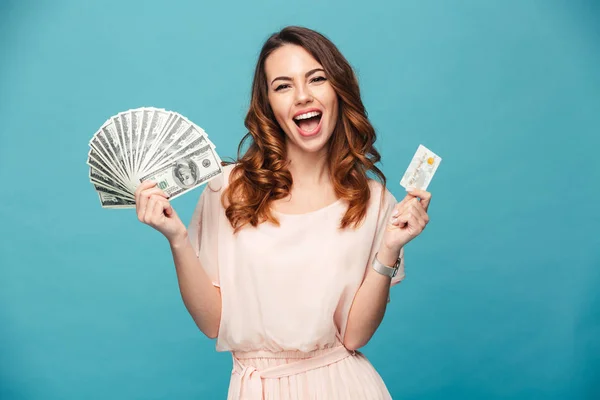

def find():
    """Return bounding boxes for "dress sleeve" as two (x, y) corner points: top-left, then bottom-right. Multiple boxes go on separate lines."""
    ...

(187, 181), (222, 287)
(368, 186), (406, 295)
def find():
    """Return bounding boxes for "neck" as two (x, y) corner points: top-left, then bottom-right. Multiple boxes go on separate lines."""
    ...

(285, 143), (330, 188)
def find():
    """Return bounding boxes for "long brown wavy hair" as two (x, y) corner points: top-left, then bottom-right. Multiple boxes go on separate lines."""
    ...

(221, 26), (386, 233)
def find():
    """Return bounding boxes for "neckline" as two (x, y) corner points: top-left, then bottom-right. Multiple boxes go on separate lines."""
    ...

(271, 198), (344, 217)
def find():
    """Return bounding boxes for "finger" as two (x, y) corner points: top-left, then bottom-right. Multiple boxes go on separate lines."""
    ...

(141, 187), (169, 200)
(390, 201), (416, 226)
(408, 201), (430, 224)
(411, 210), (427, 230)
(391, 197), (410, 217)
(163, 199), (174, 217)
(154, 196), (174, 217)
(150, 196), (167, 225)
(135, 181), (156, 204)
(137, 189), (151, 221)
(144, 194), (168, 225)
(138, 188), (168, 222)
(155, 197), (173, 218)
(392, 206), (427, 229)
(391, 196), (419, 218)
(407, 189), (432, 212)
(142, 195), (159, 224)
(392, 212), (410, 228)
(407, 212), (426, 233)
(395, 211), (426, 235)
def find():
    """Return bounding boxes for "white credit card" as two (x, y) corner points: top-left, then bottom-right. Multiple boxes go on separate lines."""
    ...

(399, 144), (442, 191)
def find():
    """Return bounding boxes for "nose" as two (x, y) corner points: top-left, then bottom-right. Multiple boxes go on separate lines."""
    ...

(294, 82), (313, 105)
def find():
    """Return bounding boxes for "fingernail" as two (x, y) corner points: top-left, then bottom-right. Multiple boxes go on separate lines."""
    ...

(390, 217), (398, 223)
(392, 209), (399, 217)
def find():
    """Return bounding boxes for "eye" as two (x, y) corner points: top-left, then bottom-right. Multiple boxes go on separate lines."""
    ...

(274, 84), (291, 91)
(311, 76), (327, 83)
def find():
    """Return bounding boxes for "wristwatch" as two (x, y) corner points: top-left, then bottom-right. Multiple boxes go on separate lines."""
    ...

(372, 252), (401, 278)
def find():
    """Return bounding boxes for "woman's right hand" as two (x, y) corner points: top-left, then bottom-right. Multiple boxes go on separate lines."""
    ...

(134, 181), (187, 244)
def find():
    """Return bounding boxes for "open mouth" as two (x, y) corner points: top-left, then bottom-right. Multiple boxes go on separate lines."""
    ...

(293, 111), (322, 134)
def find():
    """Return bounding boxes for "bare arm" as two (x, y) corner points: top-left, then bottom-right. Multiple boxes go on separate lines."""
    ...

(342, 245), (399, 351)
(343, 188), (432, 351)
(135, 181), (221, 339)
(169, 232), (222, 339)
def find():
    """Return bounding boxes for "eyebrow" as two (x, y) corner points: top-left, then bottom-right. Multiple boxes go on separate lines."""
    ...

(270, 68), (325, 86)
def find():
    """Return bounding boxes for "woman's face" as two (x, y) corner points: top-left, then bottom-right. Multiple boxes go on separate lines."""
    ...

(265, 44), (339, 155)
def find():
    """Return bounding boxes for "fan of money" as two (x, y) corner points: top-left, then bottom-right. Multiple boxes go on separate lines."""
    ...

(86, 107), (223, 209)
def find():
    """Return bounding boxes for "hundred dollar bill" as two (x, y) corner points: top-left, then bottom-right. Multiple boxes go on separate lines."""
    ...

(93, 181), (135, 200)
(146, 134), (210, 176)
(139, 144), (223, 200)
(180, 114), (217, 149)
(138, 109), (175, 176)
(87, 151), (121, 185)
(136, 108), (152, 173)
(89, 167), (132, 195)
(110, 115), (131, 179)
(399, 144), (442, 191)
(98, 192), (135, 209)
(131, 109), (142, 174)
(140, 115), (193, 172)
(119, 111), (133, 177)
(89, 133), (132, 191)
(101, 121), (134, 189)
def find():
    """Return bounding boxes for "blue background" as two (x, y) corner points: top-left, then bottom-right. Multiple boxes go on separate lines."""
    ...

(1, 0), (599, 399)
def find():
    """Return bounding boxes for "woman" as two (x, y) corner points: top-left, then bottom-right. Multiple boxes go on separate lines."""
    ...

(134, 26), (432, 400)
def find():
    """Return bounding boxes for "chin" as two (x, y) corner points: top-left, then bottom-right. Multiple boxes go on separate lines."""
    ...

(299, 143), (328, 154)
(288, 127), (334, 154)
(296, 137), (333, 156)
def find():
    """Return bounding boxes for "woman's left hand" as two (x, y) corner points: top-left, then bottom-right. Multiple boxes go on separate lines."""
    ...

(382, 189), (432, 253)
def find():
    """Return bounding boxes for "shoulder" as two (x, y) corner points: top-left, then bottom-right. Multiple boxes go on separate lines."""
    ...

(204, 163), (242, 210)
(367, 178), (397, 210)
(207, 163), (238, 193)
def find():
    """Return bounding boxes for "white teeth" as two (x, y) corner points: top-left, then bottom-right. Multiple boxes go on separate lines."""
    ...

(294, 111), (322, 121)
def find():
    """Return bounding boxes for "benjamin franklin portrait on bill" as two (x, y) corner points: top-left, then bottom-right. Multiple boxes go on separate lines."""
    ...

(172, 159), (198, 189)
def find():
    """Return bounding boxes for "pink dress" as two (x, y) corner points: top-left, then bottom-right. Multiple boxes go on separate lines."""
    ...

(188, 164), (405, 400)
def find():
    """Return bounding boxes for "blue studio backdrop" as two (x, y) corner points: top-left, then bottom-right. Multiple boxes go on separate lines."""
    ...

(1, 0), (599, 399)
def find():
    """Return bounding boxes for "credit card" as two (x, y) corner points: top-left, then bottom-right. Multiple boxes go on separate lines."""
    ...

(399, 144), (442, 191)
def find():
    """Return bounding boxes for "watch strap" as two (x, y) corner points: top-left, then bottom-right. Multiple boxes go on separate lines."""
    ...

(372, 252), (400, 278)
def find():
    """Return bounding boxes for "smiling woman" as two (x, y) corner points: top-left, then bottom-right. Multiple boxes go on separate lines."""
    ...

(135, 26), (433, 399)
(224, 26), (387, 229)
(267, 50), (337, 146)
